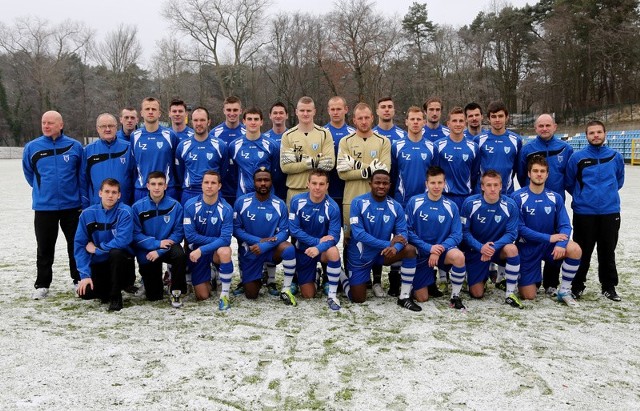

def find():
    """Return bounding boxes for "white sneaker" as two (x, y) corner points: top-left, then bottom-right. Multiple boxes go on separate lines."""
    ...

(372, 283), (385, 298)
(171, 290), (183, 308)
(557, 291), (579, 308)
(32, 287), (49, 300)
(134, 284), (146, 298)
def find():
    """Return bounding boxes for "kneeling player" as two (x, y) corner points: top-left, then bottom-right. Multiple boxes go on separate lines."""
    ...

(289, 170), (342, 310)
(460, 170), (523, 309)
(406, 166), (467, 309)
(234, 168), (297, 305)
(342, 170), (420, 311)
(74, 178), (135, 311)
(184, 171), (234, 310)
(512, 156), (581, 306)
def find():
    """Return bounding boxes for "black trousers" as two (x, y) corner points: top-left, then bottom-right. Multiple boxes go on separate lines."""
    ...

(80, 249), (132, 302)
(572, 213), (621, 292)
(542, 263), (561, 289)
(34, 209), (80, 288)
(138, 244), (187, 301)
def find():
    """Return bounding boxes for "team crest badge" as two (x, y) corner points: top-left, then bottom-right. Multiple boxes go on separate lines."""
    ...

(421, 153), (427, 160)
(370, 150), (378, 157)
(312, 143), (319, 151)
(266, 213), (273, 221)
(383, 215), (390, 223)
(318, 216), (324, 223)
(163, 215), (171, 223)
(504, 147), (511, 154)
(211, 216), (218, 224)
(120, 157), (126, 164)
(462, 154), (469, 161)
(157, 142), (164, 149)
(258, 152), (264, 158)
(558, 155), (563, 163)
(206, 153), (213, 160)
(438, 215), (445, 223)
(544, 207), (552, 215)
(494, 215), (502, 223)
(63, 155), (69, 162)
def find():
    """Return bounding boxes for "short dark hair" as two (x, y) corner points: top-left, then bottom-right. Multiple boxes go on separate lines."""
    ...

(487, 101), (508, 116)
(100, 178), (121, 191)
(308, 169), (329, 182)
(527, 155), (548, 172)
(481, 169), (502, 183)
(423, 97), (442, 111)
(253, 166), (272, 180)
(169, 98), (187, 111)
(464, 102), (483, 116)
(270, 102), (288, 114)
(203, 170), (221, 183)
(224, 96), (242, 106)
(370, 169), (390, 181)
(120, 107), (137, 116)
(585, 120), (606, 134)
(377, 96), (393, 106)
(426, 166), (445, 180)
(243, 107), (263, 120)
(147, 171), (166, 182)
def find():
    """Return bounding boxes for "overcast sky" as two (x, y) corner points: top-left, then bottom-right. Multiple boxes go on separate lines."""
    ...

(1, 0), (531, 67)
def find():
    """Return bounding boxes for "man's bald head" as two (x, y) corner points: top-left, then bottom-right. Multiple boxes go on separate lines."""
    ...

(534, 113), (557, 140)
(41, 111), (64, 139)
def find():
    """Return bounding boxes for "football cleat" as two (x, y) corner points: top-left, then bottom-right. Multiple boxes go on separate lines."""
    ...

(267, 282), (280, 296)
(449, 295), (466, 310)
(170, 290), (183, 308)
(602, 289), (621, 302)
(32, 287), (49, 300)
(397, 297), (422, 312)
(280, 289), (297, 306)
(372, 283), (386, 298)
(218, 295), (230, 311)
(505, 293), (524, 309)
(232, 283), (245, 296)
(327, 297), (341, 311)
(557, 292), (579, 307)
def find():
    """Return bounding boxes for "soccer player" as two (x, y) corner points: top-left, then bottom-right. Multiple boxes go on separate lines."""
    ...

(233, 168), (297, 305)
(23, 110), (83, 299)
(81, 113), (135, 208)
(325, 96), (355, 214)
(373, 96), (407, 143)
(565, 120), (625, 301)
(406, 167), (467, 310)
(433, 107), (480, 210)
(289, 170), (342, 310)
(228, 107), (279, 198)
(183, 171), (234, 310)
(341, 170), (420, 311)
(337, 102), (392, 296)
(131, 171), (187, 307)
(175, 106), (227, 206)
(74, 178), (135, 311)
(169, 98), (194, 142)
(392, 106), (434, 207)
(280, 96), (335, 205)
(463, 102), (484, 139)
(208, 96), (246, 206)
(516, 113), (573, 295)
(131, 97), (180, 201)
(512, 156), (581, 306)
(264, 102), (289, 201)
(473, 101), (522, 194)
(460, 170), (523, 309)
(422, 97), (449, 143)
(117, 107), (139, 142)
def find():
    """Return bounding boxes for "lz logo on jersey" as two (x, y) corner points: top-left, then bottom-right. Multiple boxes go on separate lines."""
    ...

(444, 153), (453, 162)
(402, 153), (411, 160)
(301, 212), (311, 222)
(476, 214), (486, 224)
(526, 206), (535, 216)
(419, 211), (429, 221)
(188, 153), (198, 160)
(138, 142), (147, 150)
(246, 211), (256, 221)
(484, 146), (494, 153)
(241, 151), (250, 159)
(366, 213), (375, 222)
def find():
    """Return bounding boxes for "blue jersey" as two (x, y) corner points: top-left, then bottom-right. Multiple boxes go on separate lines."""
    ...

(131, 126), (180, 189)
(406, 193), (462, 256)
(81, 138), (135, 208)
(565, 144), (624, 215)
(517, 136), (573, 199)
(131, 194), (184, 263)
(474, 130), (522, 194)
(233, 193), (289, 254)
(209, 122), (245, 199)
(22, 134), (83, 211)
(511, 187), (571, 248)
(433, 137), (479, 197)
(173, 126), (194, 142)
(391, 137), (434, 206)
(183, 195), (233, 255)
(116, 129), (135, 142)
(228, 135), (279, 197)
(422, 124), (450, 143)
(264, 129), (287, 200)
(289, 192), (342, 253)
(175, 136), (227, 193)
(373, 125), (407, 144)
(460, 194), (519, 252)
(325, 122), (355, 199)
(348, 193), (408, 262)
(74, 202), (134, 278)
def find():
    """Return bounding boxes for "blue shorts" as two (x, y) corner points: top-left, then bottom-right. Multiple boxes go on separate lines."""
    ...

(465, 249), (506, 287)
(518, 243), (561, 286)
(295, 250), (321, 285)
(348, 254), (385, 286)
(413, 252), (450, 290)
(188, 253), (214, 286)
(238, 248), (277, 283)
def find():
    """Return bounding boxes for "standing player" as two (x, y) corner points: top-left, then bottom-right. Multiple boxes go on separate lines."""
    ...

(228, 107), (279, 198)
(169, 98), (194, 142)
(512, 156), (581, 306)
(280, 96), (335, 205)
(264, 102), (289, 201)
(373, 97), (407, 143)
(116, 107), (139, 142)
(175, 106), (227, 206)
(406, 167), (467, 309)
(422, 97), (449, 143)
(289, 170), (342, 310)
(209, 96), (246, 206)
(341, 170), (420, 311)
(473, 101), (522, 194)
(233, 168), (297, 305)
(460, 170), (523, 309)
(131, 97), (180, 201)
(183, 171), (234, 310)
(74, 178), (134, 311)
(463, 102), (484, 139)
(23, 110), (83, 299)
(325, 96), (355, 215)
(566, 120), (624, 301)
(131, 172), (187, 307)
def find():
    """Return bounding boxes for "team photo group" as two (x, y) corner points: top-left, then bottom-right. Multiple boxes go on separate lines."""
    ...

(22, 94), (624, 314)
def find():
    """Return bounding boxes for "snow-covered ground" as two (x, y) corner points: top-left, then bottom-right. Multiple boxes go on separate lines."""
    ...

(1, 158), (638, 410)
